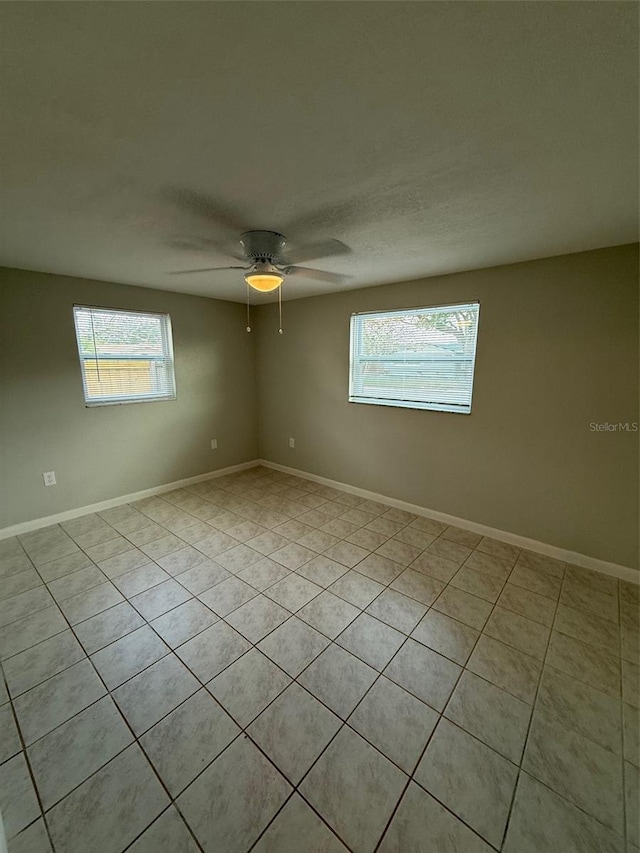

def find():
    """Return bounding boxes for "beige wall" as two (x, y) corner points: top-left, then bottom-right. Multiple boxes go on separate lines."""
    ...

(255, 245), (639, 569)
(0, 268), (258, 528)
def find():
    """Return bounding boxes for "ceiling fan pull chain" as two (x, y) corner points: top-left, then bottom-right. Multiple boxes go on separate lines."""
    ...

(278, 285), (283, 334)
(246, 283), (251, 332)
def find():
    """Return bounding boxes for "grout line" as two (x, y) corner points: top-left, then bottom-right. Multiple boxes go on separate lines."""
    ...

(496, 560), (563, 849)
(618, 579), (628, 848)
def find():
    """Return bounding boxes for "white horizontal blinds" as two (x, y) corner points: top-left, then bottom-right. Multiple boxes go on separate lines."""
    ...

(349, 302), (480, 414)
(73, 306), (176, 405)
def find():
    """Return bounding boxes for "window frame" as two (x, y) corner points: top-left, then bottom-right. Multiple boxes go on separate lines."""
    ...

(72, 304), (177, 407)
(348, 300), (480, 415)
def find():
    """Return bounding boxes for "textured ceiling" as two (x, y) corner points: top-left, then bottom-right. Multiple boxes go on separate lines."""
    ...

(0, 2), (637, 303)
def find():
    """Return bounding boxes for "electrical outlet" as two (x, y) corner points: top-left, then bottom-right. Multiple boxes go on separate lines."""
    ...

(211, 439), (218, 450)
(289, 437), (295, 449)
(43, 471), (56, 486)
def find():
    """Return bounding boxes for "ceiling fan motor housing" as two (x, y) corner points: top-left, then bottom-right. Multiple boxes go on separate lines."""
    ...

(240, 230), (286, 264)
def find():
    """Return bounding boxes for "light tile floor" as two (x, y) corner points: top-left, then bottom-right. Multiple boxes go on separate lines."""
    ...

(0, 466), (638, 853)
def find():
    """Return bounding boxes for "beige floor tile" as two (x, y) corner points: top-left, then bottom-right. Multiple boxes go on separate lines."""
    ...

(269, 542), (316, 570)
(379, 782), (492, 853)
(546, 631), (620, 697)
(207, 648), (290, 727)
(328, 569), (385, 609)
(300, 727), (406, 853)
(336, 613), (405, 670)
(366, 589), (427, 634)
(450, 566), (504, 603)
(483, 606), (550, 660)
(73, 601), (144, 655)
(409, 551), (460, 583)
(426, 537), (472, 565)
(258, 617), (330, 677)
(127, 807), (199, 853)
(299, 644), (378, 718)
(390, 568), (444, 606)
(624, 702), (639, 766)
(537, 667), (622, 754)
(349, 676), (438, 773)
(467, 635), (541, 703)
(412, 609), (479, 664)
(111, 563), (169, 599)
(177, 621), (250, 682)
(236, 557), (290, 591)
(13, 658), (106, 745)
(150, 599), (218, 648)
(296, 555), (349, 587)
(356, 553), (404, 584)
(3, 630), (85, 698)
(214, 544), (264, 574)
(4, 818), (53, 853)
(0, 752), (41, 841)
(415, 717), (518, 848)
(113, 654), (199, 735)
(503, 770), (624, 853)
(92, 623), (170, 686)
(498, 582), (556, 627)
(433, 584), (493, 629)
(248, 683), (341, 783)
(0, 605), (67, 660)
(141, 689), (239, 796)
(385, 638), (461, 711)
(129, 579), (192, 621)
(476, 536), (520, 563)
(0, 568), (43, 602)
(0, 704), (21, 764)
(445, 669), (531, 763)
(253, 794), (348, 853)
(47, 745), (169, 853)
(47, 565), (106, 603)
(375, 539), (421, 567)
(226, 594), (290, 643)
(297, 590), (360, 639)
(509, 564), (562, 599)
(516, 550), (566, 578)
(554, 603), (619, 653)
(524, 711), (623, 833)
(177, 736), (291, 853)
(27, 696), (133, 808)
(264, 573), (323, 612)
(464, 549), (512, 580)
(0, 586), (54, 629)
(198, 575), (258, 616)
(59, 582), (125, 625)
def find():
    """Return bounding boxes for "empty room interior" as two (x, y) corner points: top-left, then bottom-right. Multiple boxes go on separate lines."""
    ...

(0, 3), (638, 853)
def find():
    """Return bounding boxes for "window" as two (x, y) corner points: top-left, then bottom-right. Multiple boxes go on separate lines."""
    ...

(73, 306), (176, 406)
(349, 301), (480, 414)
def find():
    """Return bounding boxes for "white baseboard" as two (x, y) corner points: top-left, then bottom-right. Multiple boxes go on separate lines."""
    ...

(259, 459), (639, 585)
(3, 456), (637, 584)
(0, 460), (261, 540)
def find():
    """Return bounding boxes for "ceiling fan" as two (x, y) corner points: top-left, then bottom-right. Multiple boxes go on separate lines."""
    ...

(170, 229), (350, 292)
(165, 189), (353, 293)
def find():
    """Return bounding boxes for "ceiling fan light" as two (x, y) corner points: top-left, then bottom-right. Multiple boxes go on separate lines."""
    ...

(244, 272), (284, 292)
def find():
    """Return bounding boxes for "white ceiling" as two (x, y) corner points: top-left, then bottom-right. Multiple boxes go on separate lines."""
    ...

(0, 2), (637, 303)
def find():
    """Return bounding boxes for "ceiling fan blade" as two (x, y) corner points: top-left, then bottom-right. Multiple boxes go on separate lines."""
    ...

(164, 188), (249, 234)
(168, 266), (249, 276)
(285, 266), (350, 285)
(166, 235), (245, 261)
(281, 239), (351, 266)
(284, 198), (361, 237)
